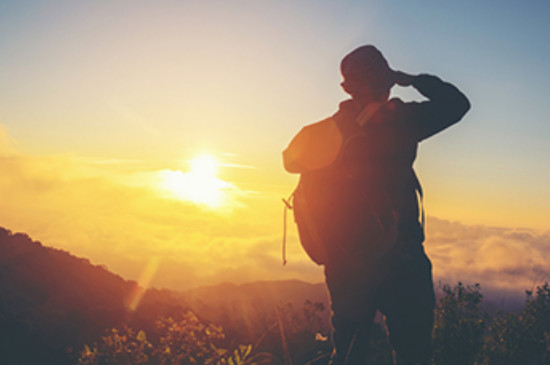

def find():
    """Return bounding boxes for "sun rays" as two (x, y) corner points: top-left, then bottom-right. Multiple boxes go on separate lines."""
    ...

(158, 155), (233, 208)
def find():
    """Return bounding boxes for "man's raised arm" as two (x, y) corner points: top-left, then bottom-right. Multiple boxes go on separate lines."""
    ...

(395, 71), (471, 141)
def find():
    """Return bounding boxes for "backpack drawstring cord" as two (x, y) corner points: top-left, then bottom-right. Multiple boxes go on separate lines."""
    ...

(281, 193), (294, 266)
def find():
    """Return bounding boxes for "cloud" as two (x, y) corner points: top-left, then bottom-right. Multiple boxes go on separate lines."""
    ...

(425, 217), (550, 292)
(220, 163), (257, 169)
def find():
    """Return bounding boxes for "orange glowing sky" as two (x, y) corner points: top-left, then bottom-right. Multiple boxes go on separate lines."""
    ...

(1, 1), (549, 292)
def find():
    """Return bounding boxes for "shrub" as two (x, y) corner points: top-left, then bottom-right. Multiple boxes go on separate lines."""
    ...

(78, 311), (261, 365)
(432, 282), (486, 365)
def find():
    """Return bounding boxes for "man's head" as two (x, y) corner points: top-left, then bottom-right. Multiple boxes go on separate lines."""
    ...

(340, 45), (395, 102)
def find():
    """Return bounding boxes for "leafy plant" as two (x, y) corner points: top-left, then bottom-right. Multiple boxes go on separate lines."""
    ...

(77, 283), (550, 365)
(78, 327), (152, 365)
(79, 311), (270, 365)
(483, 283), (550, 365)
(432, 282), (486, 365)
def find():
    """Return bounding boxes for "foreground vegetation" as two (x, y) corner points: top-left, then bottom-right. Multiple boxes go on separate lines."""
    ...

(79, 282), (550, 365)
(78, 300), (330, 365)
(433, 282), (549, 365)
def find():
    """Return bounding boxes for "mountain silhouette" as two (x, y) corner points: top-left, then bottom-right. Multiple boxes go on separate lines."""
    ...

(0, 227), (191, 363)
(0, 227), (330, 364)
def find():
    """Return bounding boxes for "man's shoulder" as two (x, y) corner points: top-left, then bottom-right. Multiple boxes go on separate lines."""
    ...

(386, 97), (406, 111)
(383, 97), (423, 120)
(334, 98), (419, 126)
(336, 99), (359, 115)
(368, 98), (405, 123)
(338, 98), (355, 108)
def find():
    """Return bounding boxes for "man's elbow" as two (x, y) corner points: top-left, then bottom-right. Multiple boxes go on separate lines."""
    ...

(457, 93), (471, 119)
(447, 91), (471, 123)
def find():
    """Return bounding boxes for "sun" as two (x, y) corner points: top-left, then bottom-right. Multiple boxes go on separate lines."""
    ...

(159, 155), (230, 207)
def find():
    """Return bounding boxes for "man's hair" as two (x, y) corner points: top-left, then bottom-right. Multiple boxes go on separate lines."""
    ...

(340, 45), (395, 95)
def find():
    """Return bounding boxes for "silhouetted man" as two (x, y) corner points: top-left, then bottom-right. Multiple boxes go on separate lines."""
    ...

(283, 45), (470, 364)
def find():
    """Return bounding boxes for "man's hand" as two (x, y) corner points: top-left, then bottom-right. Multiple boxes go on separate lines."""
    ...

(393, 71), (416, 87)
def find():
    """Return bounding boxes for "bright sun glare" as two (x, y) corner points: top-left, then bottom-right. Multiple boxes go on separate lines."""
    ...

(159, 155), (229, 207)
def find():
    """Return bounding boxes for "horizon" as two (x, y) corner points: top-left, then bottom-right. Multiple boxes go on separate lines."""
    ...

(1, 1), (549, 295)
(0, 224), (534, 312)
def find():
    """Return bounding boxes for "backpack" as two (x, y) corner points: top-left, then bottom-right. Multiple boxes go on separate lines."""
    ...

(282, 102), (403, 265)
(291, 169), (399, 265)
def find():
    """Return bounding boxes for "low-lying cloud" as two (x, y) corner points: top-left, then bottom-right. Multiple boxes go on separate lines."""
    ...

(426, 217), (550, 293)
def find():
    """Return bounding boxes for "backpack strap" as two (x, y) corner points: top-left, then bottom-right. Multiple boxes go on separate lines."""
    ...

(355, 102), (385, 126)
(281, 193), (294, 266)
(412, 172), (425, 231)
(281, 180), (328, 266)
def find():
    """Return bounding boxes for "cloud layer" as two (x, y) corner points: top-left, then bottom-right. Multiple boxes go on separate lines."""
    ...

(425, 217), (550, 292)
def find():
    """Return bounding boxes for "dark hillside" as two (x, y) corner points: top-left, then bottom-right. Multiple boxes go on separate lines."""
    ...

(0, 227), (187, 363)
(182, 280), (330, 342)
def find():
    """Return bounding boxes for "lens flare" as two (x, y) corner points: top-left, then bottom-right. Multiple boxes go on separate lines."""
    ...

(126, 257), (160, 311)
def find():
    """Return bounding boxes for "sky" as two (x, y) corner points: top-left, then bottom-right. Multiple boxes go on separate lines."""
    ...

(1, 0), (549, 295)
